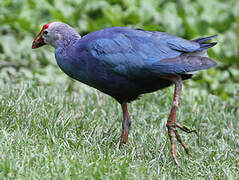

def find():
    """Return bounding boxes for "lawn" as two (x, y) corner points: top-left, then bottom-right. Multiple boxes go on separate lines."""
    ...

(0, 80), (238, 179)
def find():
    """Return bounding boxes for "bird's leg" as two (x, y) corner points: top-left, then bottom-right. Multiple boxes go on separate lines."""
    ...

(165, 76), (183, 165)
(119, 103), (131, 148)
(162, 75), (197, 165)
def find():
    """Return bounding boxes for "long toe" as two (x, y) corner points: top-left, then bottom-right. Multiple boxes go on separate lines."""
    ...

(176, 123), (199, 136)
(167, 122), (199, 164)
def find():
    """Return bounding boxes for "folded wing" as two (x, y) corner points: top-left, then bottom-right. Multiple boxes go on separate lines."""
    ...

(86, 27), (217, 78)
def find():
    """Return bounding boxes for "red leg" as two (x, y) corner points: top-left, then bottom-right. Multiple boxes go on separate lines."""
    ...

(119, 103), (131, 148)
(162, 75), (198, 165)
(166, 76), (182, 165)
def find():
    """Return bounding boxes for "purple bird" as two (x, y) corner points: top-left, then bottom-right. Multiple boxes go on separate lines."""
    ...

(32, 22), (217, 165)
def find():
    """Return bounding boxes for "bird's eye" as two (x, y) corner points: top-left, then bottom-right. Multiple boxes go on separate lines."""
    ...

(43, 30), (48, 35)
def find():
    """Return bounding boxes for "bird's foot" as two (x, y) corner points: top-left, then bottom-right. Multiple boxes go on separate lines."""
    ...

(119, 129), (129, 148)
(119, 103), (131, 149)
(167, 123), (199, 165)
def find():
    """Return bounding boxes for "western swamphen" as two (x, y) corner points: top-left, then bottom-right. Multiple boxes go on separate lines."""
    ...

(32, 22), (217, 164)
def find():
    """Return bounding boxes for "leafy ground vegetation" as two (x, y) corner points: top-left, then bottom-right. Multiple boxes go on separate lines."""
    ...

(0, 0), (239, 179)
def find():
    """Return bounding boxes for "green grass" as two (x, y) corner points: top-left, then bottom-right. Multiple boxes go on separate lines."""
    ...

(0, 80), (238, 179)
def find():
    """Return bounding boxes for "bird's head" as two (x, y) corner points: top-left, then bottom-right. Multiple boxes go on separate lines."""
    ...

(32, 22), (80, 49)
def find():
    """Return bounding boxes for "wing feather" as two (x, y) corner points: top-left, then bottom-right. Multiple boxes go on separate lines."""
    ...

(86, 27), (217, 77)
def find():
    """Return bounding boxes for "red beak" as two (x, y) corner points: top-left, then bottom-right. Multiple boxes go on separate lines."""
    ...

(32, 32), (46, 49)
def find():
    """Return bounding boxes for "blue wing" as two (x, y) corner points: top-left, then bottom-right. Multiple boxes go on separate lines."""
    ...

(85, 27), (217, 78)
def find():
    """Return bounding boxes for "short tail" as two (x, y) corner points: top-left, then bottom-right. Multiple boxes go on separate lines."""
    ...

(193, 35), (218, 51)
(193, 35), (217, 43)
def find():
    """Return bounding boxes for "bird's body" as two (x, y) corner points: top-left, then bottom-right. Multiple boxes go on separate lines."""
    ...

(32, 22), (218, 165)
(51, 25), (216, 102)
